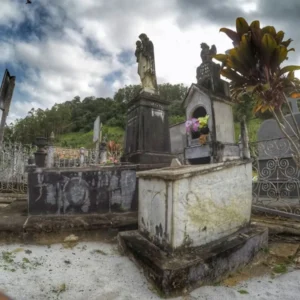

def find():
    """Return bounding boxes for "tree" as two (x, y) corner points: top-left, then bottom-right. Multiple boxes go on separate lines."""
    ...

(7, 83), (189, 146)
(214, 17), (300, 163)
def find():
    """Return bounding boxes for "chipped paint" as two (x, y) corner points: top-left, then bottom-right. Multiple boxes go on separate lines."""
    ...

(138, 160), (252, 250)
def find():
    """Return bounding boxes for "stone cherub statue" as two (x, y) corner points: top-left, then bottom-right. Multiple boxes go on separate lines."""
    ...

(135, 33), (158, 93)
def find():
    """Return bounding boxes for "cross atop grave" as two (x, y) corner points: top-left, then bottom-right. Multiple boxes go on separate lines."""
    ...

(287, 97), (300, 113)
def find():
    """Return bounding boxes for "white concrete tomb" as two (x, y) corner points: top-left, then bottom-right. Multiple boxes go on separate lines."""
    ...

(137, 159), (252, 250)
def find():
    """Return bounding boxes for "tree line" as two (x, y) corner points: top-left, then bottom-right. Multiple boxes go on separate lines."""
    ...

(5, 83), (188, 145)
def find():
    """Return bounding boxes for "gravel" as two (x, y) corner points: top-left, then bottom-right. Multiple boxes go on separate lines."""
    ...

(0, 242), (300, 300)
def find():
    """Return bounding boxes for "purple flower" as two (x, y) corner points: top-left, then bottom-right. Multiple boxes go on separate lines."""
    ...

(191, 118), (199, 132)
(185, 118), (200, 133)
(185, 120), (193, 133)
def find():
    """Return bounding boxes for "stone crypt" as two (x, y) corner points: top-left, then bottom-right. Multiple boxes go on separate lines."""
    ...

(183, 43), (240, 164)
(118, 40), (268, 297)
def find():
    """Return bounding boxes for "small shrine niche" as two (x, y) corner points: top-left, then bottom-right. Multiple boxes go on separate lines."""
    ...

(182, 42), (240, 164)
(191, 106), (208, 140)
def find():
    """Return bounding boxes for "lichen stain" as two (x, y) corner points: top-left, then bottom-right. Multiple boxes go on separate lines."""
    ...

(187, 194), (246, 230)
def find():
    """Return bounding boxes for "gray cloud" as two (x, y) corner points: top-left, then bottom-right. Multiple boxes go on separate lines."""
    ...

(176, 0), (300, 64)
(257, 0), (300, 62)
(2, 0), (300, 123)
(175, 0), (254, 28)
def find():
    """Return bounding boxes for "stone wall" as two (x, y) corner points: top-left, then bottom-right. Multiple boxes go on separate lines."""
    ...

(28, 165), (137, 215)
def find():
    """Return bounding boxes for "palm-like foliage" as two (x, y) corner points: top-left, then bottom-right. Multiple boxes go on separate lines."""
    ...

(214, 17), (300, 113)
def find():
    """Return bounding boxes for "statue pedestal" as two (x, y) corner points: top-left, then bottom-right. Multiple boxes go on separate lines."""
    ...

(121, 92), (174, 165)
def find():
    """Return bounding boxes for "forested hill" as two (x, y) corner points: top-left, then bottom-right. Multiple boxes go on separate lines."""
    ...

(5, 84), (188, 146)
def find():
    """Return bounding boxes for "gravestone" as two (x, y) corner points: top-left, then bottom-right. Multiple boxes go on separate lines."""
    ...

(181, 43), (239, 164)
(255, 101), (300, 199)
(121, 34), (173, 166)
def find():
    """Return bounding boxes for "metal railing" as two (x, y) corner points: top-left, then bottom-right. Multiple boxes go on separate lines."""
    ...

(48, 146), (122, 168)
(0, 143), (36, 193)
(250, 136), (300, 219)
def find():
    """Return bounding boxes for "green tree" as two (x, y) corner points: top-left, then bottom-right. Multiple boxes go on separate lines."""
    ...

(215, 17), (300, 162)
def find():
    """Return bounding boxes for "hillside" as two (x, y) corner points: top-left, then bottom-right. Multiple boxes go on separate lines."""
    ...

(55, 119), (263, 149)
(54, 126), (124, 149)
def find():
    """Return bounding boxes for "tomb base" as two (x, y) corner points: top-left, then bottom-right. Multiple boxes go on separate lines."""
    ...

(118, 225), (268, 297)
(121, 91), (174, 165)
(122, 152), (175, 165)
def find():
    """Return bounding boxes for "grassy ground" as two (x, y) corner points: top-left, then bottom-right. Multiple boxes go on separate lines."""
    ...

(55, 119), (263, 149)
(234, 118), (263, 143)
(55, 126), (124, 149)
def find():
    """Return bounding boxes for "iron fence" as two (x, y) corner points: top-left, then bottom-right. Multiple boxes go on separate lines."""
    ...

(250, 137), (300, 219)
(0, 142), (123, 194)
(0, 143), (36, 193)
(50, 146), (122, 168)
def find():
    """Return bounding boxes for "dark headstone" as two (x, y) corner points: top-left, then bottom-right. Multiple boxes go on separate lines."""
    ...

(121, 91), (174, 165)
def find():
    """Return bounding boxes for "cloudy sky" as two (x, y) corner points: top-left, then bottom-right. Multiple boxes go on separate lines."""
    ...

(1, 0), (300, 122)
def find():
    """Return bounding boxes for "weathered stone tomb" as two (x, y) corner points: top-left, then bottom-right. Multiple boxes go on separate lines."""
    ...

(118, 42), (268, 297)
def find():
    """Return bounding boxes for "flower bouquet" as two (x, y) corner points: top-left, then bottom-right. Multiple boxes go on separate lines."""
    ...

(185, 115), (210, 145)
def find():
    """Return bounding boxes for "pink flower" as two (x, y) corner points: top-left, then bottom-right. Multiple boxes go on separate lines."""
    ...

(185, 120), (193, 133)
(191, 118), (199, 132)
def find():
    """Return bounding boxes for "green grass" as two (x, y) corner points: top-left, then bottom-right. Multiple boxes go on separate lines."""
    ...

(238, 289), (249, 294)
(55, 118), (262, 149)
(234, 118), (263, 143)
(55, 131), (94, 148)
(273, 264), (288, 274)
(55, 126), (124, 149)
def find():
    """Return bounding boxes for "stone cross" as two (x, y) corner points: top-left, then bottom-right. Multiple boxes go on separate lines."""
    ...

(287, 97), (299, 113)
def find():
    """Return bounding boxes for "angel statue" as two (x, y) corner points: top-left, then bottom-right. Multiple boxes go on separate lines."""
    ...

(135, 33), (158, 93)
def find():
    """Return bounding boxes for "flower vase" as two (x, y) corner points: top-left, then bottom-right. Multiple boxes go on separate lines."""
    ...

(199, 126), (209, 145)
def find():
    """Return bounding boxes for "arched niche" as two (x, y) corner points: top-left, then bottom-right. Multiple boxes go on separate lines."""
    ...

(191, 106), (207, 139)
